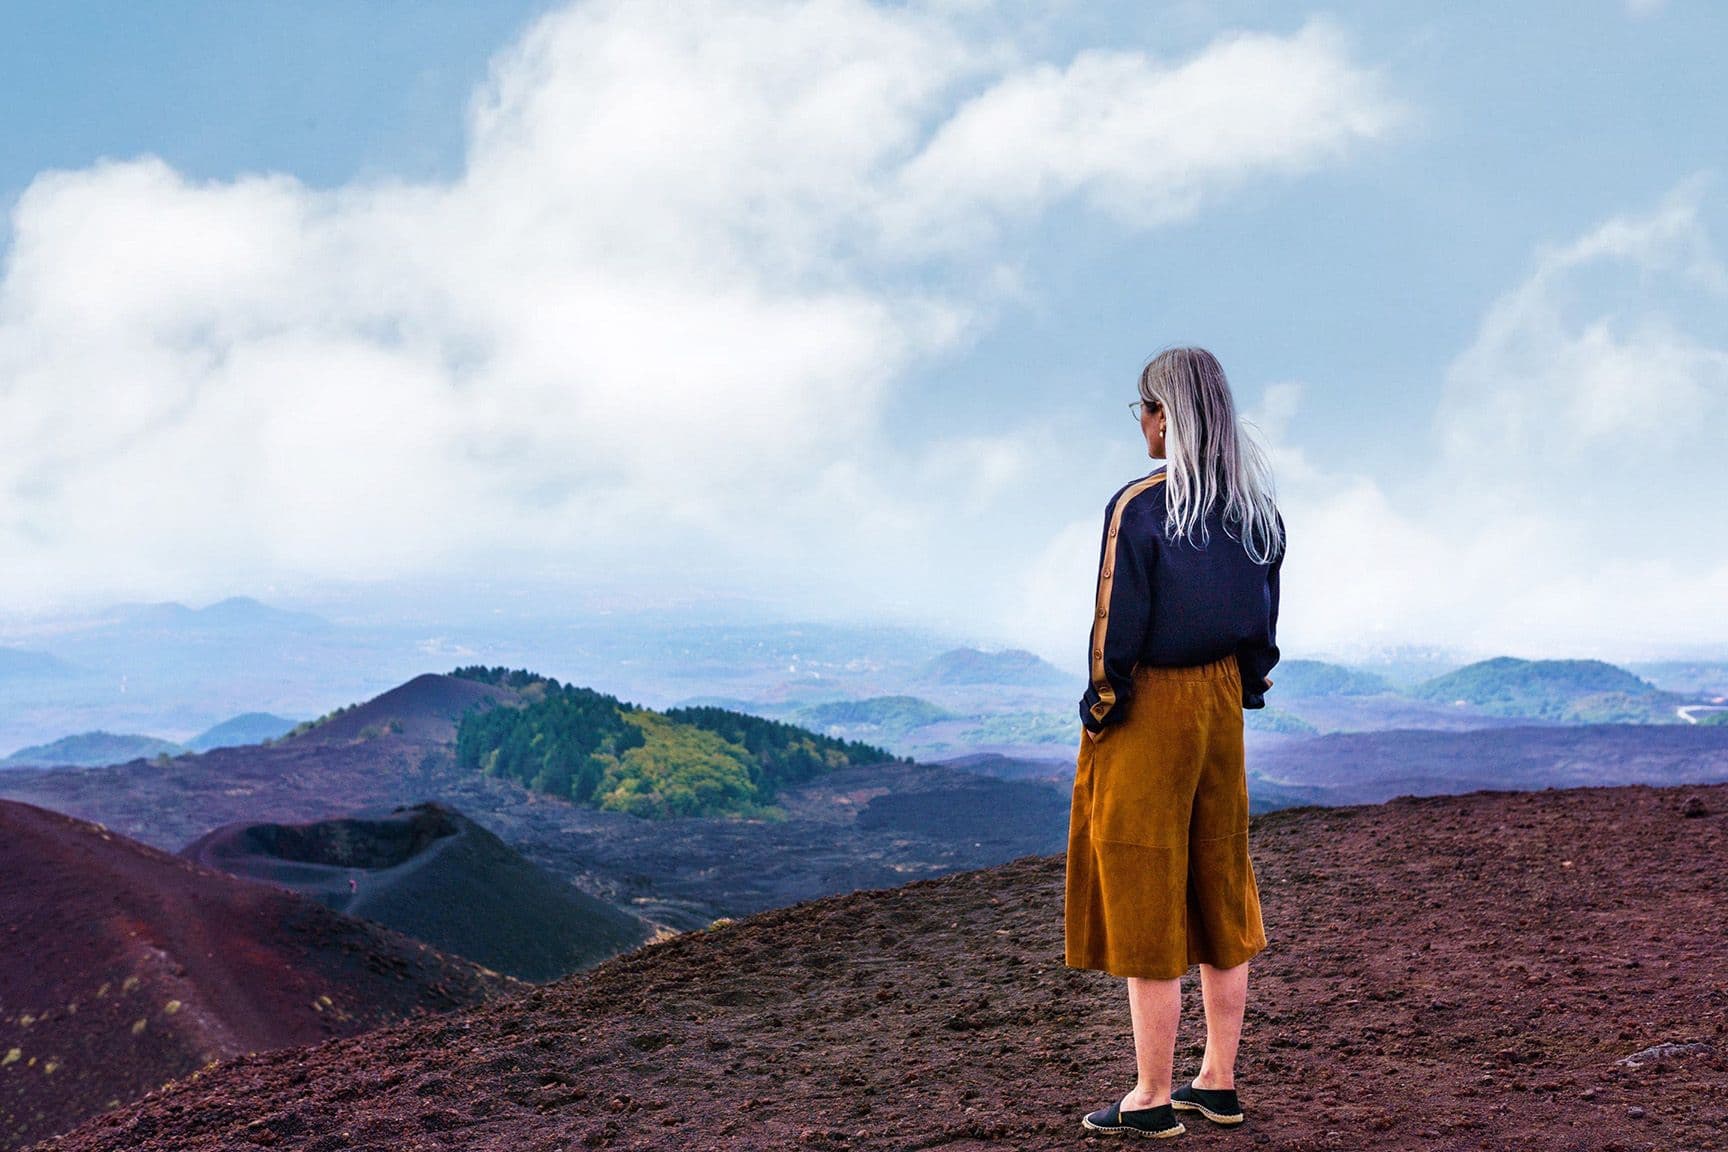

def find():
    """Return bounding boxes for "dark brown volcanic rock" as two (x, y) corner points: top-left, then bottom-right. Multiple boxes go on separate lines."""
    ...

(520, 762), (1071, 931)
(1251, 722), (1728, 803)
(284, 673), (517, 745)
(0, 800), (519, 1152)
(29, 781), (1728, 1152)
(181, 802), (651, 980)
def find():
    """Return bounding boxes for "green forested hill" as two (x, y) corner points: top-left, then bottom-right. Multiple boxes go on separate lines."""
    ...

(1410, 657), (1677, 723)
(451, 667), (897, 818)
(1271, 659), (1395, 697)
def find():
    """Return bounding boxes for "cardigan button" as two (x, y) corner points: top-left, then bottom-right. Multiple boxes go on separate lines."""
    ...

(1097, 608), (1107, 618)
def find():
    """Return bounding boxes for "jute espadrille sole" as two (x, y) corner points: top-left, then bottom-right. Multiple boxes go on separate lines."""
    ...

(1081, 1102), (1185, 1139)
(1169, 1084), (1244, 1125)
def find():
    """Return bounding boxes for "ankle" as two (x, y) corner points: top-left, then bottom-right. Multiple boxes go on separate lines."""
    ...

(1192, 1069), (1235, 1091)
(1124, 1085), (1171, 1110)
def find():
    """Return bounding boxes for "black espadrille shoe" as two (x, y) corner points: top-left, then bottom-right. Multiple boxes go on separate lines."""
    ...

(1081, 1098), (1185, 1138)
(1169, 1081), (1243, 1125)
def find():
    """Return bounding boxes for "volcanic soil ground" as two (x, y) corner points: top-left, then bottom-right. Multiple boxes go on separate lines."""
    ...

(30, 780), (1728, 1152)
(0, 799), (517, 1151)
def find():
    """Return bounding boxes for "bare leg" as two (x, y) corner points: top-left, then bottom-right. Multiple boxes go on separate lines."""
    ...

(1120, 976), (1181, 1109)
(1195, 960), (1248, 1089)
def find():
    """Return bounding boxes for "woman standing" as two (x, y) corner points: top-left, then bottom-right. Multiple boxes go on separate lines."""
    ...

(1067, 346), (1284, 1139)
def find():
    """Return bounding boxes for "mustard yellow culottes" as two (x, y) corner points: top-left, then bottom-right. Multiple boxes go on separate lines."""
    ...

(1064, 654), (1268, 980)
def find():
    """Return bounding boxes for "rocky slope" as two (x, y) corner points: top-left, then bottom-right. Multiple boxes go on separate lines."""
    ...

(0, 801), (518, 1151)
(28, 780), (1728, 1152)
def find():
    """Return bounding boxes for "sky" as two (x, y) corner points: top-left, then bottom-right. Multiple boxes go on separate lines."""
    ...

(1, 0), (1725, 667)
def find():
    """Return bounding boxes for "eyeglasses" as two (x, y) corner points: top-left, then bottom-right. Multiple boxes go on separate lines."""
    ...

(1129, 400), (1163, 420)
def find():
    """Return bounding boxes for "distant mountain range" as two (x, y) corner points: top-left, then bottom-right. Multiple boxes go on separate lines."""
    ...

(183, 711), (300, 751)
(1628, 659), (1728, 696)
(0, 601), (968, 758)
(95, 595), (334, 633)
(2, 730), (185, 768)
(3, 713), (301, 767)
(9, 648), (1726, 772)
(695, 654), (1725, 761)
(5, 591), (1727, 760)
(0, 647), (81, 680)
(917, 647), (1071, 687)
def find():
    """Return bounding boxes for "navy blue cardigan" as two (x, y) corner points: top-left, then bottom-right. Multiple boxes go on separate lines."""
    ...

(1078, 466), (1284, 732)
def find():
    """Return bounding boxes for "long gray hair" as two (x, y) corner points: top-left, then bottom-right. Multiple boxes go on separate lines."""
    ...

(1139, 345), (1284, 565)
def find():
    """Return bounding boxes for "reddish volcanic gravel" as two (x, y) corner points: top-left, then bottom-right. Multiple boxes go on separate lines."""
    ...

(26, 781), (1728, 1152)
(0, 801), (517, 1151)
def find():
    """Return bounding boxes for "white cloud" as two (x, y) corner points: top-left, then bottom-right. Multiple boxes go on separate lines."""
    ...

(890, 18), (1404, 248)
(0, 1), (1400, 624)
(1437, 177), (1728, 536)
(1230, 179), (1728, 662)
